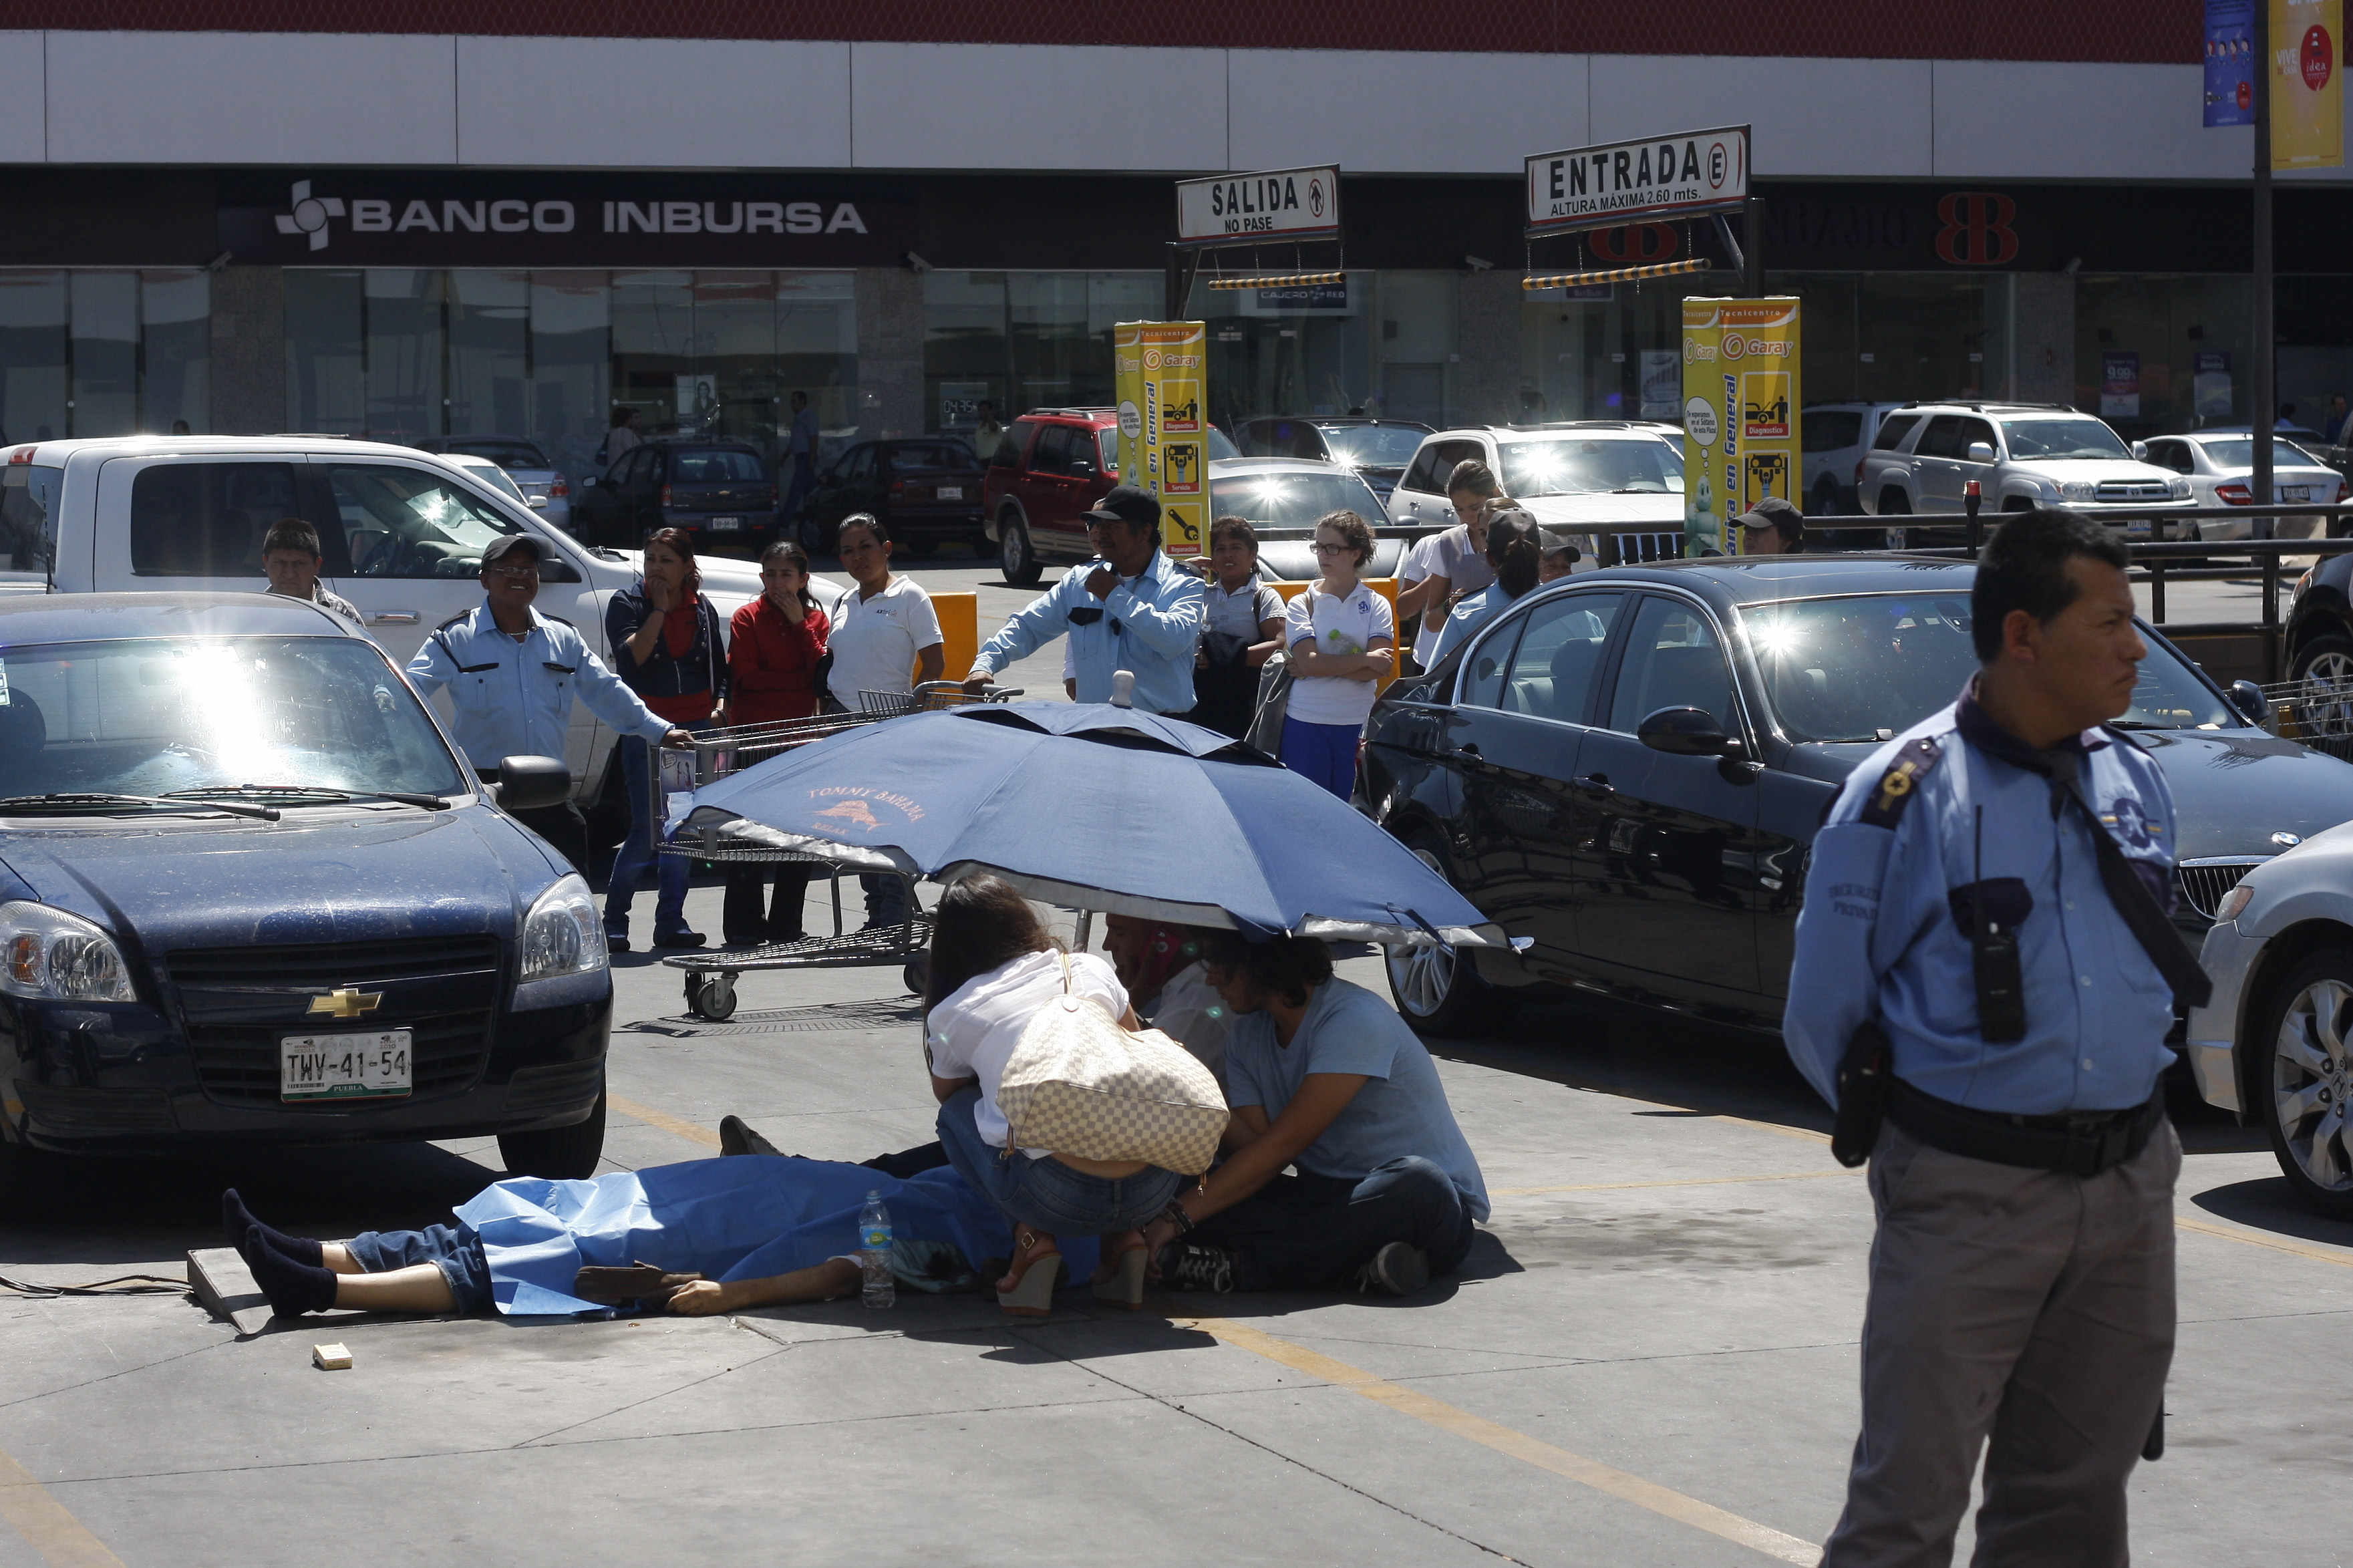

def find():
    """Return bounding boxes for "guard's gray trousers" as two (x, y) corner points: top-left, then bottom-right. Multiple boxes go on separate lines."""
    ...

(1821, 1119), (2179, 1568)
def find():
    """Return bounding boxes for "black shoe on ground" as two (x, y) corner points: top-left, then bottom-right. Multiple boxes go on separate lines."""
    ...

(1156, 1241), (1235, 1295)
(1351, 1241), (1430, 1297)
(605, 931), (629, 955)
(718, 1114), (783, 1158)
(652, 929), (707, 949)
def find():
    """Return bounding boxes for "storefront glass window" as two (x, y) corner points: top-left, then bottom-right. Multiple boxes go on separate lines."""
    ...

(285, 270), (364, 436)
(2076, 273), (2255, 436)
(69, 272), (139, 437)
(364, 269), (444, 438)
(1376, 273), (1456, 425)
(1517, 275), (1714, 423)
(1189, 271), (1382, 429)
(925, 271), (1161, 440)
(0, 272), (67, 444)
(611, 270), (695, 440)
(142, 270), (210, 434)
(446, 270), (528, 438)
(923, 271), (1009, 439)
(775, 271), (858, 448)
(528, 272), (610, 480)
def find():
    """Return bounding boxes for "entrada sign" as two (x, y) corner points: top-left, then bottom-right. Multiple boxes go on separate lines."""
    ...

(1525, 126), (1749, 236)
(1176, 165), (1341, 245)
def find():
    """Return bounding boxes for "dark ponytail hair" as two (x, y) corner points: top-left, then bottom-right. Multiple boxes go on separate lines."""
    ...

(1486, 509), (1542, 599)
(759, 536), (820, 611)
(924, 873), (1055, 1020)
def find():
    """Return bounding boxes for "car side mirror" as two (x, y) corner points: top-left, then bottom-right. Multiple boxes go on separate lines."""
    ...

(1637, 705), (1730, 756)
(2229, 679), (2269, 726)
(578, 475), (597, 488)
(1966, 441), (1996, 464)
(2132, 441), (2151, 461)
(1068, 458), (1096, 477)
(536, 554), (581, 584)
(492, 755), (571, 813)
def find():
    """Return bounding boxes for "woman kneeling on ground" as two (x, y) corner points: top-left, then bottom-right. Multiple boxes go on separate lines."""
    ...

(1142, 933), (1488, 1297)
(924, 875), (1189, 1315)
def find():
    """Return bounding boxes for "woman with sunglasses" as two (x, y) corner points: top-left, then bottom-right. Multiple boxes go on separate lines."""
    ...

(1279, 510), (1395, 799)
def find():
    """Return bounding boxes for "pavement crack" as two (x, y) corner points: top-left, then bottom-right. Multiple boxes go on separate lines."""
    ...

(0, 1325), (234, 1414)
(1013, 1326), (1531, 1565)
(509, 1340), (795, 1448)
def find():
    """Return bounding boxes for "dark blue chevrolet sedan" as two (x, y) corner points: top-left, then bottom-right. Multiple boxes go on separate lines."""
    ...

(0, 593), (611, 1187)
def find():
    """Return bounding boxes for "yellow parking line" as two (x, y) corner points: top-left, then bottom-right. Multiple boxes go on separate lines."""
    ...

(2175, 1213), (2353, 1269)
(1181, 1315), (1817, 1564)
(1493, 1170), (1840, 1198)
(607, 1093), (722, 1150)
(0, 1446), (123, 1568)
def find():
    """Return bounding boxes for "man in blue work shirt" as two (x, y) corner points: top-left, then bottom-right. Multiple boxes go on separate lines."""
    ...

(1786, 508), (2206, 1568)
(406, 533), (688, 872)
(961, 485), (1205, 713)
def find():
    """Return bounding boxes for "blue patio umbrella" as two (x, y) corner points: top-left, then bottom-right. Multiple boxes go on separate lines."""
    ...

(677, 703), (1503, 947)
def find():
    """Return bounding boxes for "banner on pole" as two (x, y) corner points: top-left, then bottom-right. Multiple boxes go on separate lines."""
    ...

(1114, 321), (1211, 558)
(2273, 0), (2344, 169)
(1682, 298), (1802, 557)
(2208, 0), (2257, 126)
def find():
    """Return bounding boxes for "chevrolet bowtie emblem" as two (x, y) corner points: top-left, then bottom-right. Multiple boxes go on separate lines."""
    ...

(307, 988), (383, 1020)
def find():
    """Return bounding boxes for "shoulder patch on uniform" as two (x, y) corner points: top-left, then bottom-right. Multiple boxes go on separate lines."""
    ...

(1858, 736), (1941, 830)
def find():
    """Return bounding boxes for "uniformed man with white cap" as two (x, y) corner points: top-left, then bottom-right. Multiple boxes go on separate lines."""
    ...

(406, 532), (687, 871)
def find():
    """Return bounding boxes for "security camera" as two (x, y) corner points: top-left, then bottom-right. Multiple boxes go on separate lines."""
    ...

(904, 251), (934, 273)
(1463, 255), (1494, 272)
(205, 251), (234, 273)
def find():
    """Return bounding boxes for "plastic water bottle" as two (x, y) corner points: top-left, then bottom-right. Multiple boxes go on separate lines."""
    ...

(858, 1190), (894, 1310)
(1110, 669), (1136, 708)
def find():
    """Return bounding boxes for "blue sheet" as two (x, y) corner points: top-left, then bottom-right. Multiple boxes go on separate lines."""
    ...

(454, 1156), (1089, 1316)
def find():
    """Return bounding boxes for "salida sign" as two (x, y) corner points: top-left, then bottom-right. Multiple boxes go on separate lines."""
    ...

(1175, 165), (1341, 245)
(1525, 126), (1749, 235)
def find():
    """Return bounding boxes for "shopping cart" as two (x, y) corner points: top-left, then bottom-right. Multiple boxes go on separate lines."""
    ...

(651, 681), (1020, 1020)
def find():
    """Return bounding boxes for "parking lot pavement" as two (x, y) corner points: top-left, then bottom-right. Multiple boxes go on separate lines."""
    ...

(1, 878), (2349, 1567)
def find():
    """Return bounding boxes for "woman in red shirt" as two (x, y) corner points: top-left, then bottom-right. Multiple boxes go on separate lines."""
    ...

(722, 539), (832, 947)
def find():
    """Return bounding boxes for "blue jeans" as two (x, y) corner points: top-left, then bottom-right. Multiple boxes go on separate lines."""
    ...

(1191, 1155), (1476, 1291)
(346, 1223), (493, 1313)
(936, 1087), (1183, 1237)
(1280, 715), (1361, 799)
(605, 728), (703, 936)
(861, 872), (911, 928)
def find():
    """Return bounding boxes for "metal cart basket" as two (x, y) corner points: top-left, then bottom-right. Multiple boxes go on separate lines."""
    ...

(651, 681), (1018, 1020)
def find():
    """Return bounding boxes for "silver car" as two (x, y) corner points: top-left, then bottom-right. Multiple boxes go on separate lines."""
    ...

(2187, 821), (2353, 1214)
(412, 436), (572, 531)
(2137, 431), (2345, 542)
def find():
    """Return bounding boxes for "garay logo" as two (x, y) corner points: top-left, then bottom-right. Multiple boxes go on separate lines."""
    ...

(274, 180), (344, 251)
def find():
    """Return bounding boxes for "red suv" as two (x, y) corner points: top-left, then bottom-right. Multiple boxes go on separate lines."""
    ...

(980, 408), (1122, 585)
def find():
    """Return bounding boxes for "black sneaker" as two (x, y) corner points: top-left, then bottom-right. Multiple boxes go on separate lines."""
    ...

(1351, 1241), (1430, 1297)
(652, 929), (707, 950)
(718, 1114), (782, 1158)
(1157, 1241), (1235, 1295)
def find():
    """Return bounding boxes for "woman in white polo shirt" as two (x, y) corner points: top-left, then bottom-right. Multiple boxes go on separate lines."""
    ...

(822, 514), (945, 928)
(1279, 509), (1394, 799)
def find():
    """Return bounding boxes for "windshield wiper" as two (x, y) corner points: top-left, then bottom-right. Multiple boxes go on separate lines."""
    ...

(164, 784), (451, 811)
(0, 792), (279, 821)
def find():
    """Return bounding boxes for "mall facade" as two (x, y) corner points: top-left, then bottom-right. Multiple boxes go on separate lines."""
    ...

(1, 5), (2344, 478)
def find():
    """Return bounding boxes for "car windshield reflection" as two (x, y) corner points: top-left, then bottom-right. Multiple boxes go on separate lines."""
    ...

(1497, 438), (1685, 498)
(1209, 474), (1387, 528)
(1741, 593), (2232, 743)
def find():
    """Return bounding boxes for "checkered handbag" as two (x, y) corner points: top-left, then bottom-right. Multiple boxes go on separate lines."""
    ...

(997, 953), (1229, 1175)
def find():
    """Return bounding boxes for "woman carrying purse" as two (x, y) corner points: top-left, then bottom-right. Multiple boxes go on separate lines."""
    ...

(922, 876), (1194, 1317)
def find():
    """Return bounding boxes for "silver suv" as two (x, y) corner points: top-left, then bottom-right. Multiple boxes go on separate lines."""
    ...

(1858, 402), (2193, 527)
(1388, 422), (1686, 566)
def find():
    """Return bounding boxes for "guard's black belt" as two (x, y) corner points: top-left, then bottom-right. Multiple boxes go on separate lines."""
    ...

(1885, 1076), (2164, 1179)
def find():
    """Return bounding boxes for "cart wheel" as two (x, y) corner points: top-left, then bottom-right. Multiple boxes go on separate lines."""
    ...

(695, 974), (738, 1022)
(901, 955), (930, 997)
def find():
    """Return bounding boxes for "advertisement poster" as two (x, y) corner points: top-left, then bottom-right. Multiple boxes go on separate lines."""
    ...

(2193, 351), (2235, 418)
(2101, 351), (2142, 419)
(1113, 321), (1210, 557)
(1638, 350), (1682, 419)
(2273, 0), (2344, 169)
(937, 380), (989, 432)
(2209, 0), (2257, 126)
(1681, 297), (1801, 556)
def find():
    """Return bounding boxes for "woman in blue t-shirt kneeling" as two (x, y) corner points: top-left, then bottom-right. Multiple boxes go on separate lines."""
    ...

(1138, 933), (1489, 1296)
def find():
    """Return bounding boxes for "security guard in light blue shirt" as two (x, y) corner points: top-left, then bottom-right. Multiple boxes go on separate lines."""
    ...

(406, 533), (684, 871)
(963, 486), (1206, 714)
(1785, 508), (2208, 1568)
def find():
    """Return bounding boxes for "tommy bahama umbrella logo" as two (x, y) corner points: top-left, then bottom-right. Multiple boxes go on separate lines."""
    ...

(807, 786), (926, 834)
(274, 180), (345, 252)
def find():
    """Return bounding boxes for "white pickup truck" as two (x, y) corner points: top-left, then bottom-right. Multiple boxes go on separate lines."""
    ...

(0, 435), (811, 841)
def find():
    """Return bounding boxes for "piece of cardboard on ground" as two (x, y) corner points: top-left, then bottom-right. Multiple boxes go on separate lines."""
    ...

(186, 1247), (274, 1337)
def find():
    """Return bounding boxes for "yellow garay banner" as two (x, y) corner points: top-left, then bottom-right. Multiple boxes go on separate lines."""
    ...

(1113, 321), (1211, 558)
(2273, 0), (2344, 170)
(1681, 297), (1802, 557)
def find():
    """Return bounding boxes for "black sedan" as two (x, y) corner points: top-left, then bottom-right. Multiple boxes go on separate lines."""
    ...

(572, 438), (778, 552)
(1363, 555), (2353, 1035)
(796, 438), (987, 557)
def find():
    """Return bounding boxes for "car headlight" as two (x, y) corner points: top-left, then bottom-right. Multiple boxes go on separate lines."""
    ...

(0, 901), (138, 1002)
(2167, 478), (2193, 500)
(2056, 481), (2098, 502)
(2216, 883), (2255, 923)
(519, 874), (607, 983)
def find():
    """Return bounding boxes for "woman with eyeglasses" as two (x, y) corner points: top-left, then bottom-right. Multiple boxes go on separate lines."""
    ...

(603, 527), (728, 952)
(1279, 510), (1395, 799)
(822, 514), (945, 930)
(721, 537), (831, 948)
